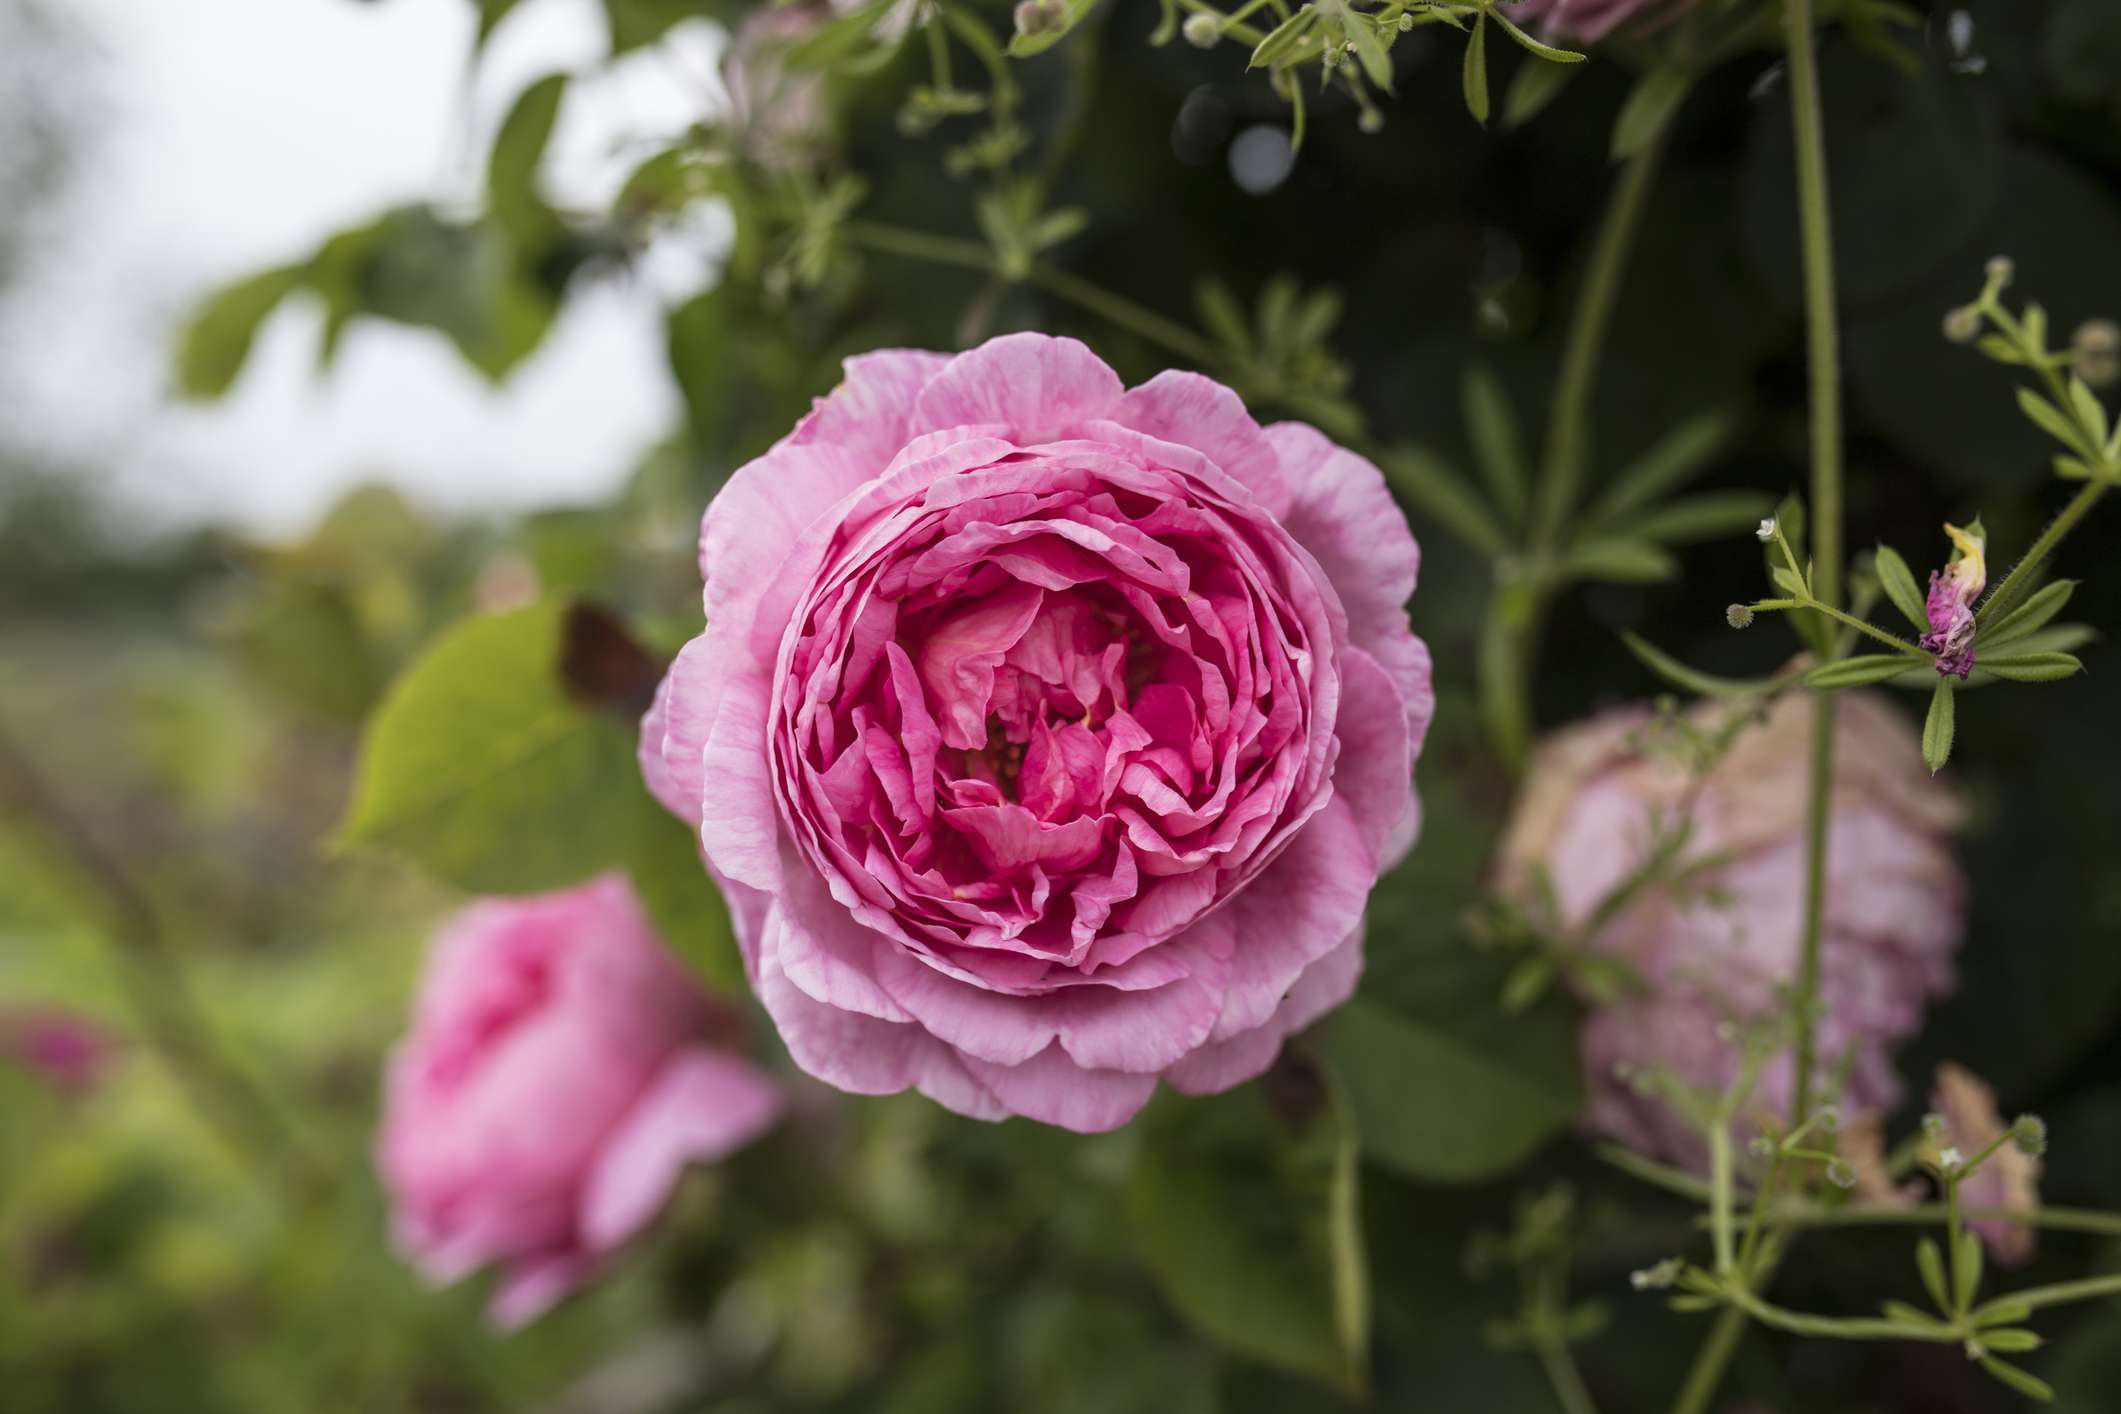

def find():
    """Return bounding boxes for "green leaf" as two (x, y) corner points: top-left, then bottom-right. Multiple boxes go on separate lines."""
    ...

(1620, 632), (1800, 698)
(1248, 7), (1315, 69)
(1955, 1227), (1985, 1311)
(488, 73), (567, 247)
(1325, 986), (1581, 1185)
(1983, 1328), (2044, 1354)
(1127, 1063), (1369, 1396)
(1772, 565), (1810, 599)
(1461, 12), (1490, 126)
(2070, 374), (2111, 448)
(1978, 652), (2085, 683)
(2018, 387), (2099, 459)
(1922, 679), (1955, 773)
(1917, 1237), (1950, 1313)
(1501, 49), (1578, 129)
(1383, 446), (1509, 558)
(175, 265), (304, 400)
(1585, 411), (1733, 522)
(1611, 66), (1692, 160)
(1631, 491), (1776, 545)
(1344, 11), (1394, 92)
(338, 601), (648, 893)
(627, 806), (745, 997)
(1873, 544), (1930, 631)
(1982, 579), (2076, 649)
(1006, 0), (1100, 56)
(603, 0), (709, 54)
(1979, 1356), (2056, 1403)
(1488, 6), (1585, 64)
(1807, 654), (1925, 689)
(1462, 368), (1527, 522)
(1564, 537), (1678, 583)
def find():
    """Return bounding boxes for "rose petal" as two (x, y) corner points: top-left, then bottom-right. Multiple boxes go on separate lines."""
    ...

(909, 333), (1125, 443)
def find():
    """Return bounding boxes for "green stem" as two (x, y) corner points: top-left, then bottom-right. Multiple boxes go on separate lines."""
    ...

(1668, 1305), (1753, 1414)
(839, 220), (1221, 367)
(1028, 264), (1222, 367)
(1761, 1204), (2121, 1238)
(1710, 1116), (1737, 1275)
(1531, 131), (1671, 549)
(1753, 598), (1922, 656)
(1535, 1337), (1601, 1414)
(1977, 479), (2110, 627)
(1720, 1287), (1958, 1344)
(1782, 0), (1842, 1126)
(1980, 1271), (2121, 1317)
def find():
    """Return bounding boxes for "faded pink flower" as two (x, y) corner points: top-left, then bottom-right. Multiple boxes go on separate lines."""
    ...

(1919, 523), (1985, 680)
(1498, 692), (1965, 1165)
(377, 876), (782, 1327)
(1508, 0), (1696, 42)
(640, 333), (1433, 1133)
(2, 1007), (113, 1096)
(1928, 1062), (2041, 1267)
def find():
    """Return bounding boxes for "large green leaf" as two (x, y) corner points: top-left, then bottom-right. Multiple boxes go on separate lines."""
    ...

(1128, 1062), (1368, 1395)
(174, 265), (303, 400)
(337, 601), (647, 894)
(488, 74), (567, 248)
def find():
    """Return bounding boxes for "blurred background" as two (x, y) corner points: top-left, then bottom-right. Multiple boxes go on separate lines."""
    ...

(5, 0), (2121, 1410)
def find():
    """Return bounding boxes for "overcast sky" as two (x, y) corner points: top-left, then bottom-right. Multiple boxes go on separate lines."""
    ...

(0, 0), (729, 536)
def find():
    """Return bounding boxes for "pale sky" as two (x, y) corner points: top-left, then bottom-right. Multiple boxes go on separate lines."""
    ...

(0, 0), (731, 535)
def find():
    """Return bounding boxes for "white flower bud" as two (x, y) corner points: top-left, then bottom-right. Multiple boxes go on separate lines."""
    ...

(1755, 517), (1777, 543)
(1181, 11), (1221, 47)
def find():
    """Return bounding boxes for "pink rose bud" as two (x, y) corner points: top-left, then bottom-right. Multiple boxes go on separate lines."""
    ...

(640, 333), (1434, 1132)
(1919, 522), (1985, 680)
(3, 1008), (114, 1097)
(1498, 692), (1966, 1167)
(376, 876), (783, 1328)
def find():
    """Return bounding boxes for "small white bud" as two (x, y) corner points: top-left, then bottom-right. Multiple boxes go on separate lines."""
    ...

(1826, 1158), (1857, 1190)
(1942, 306), (1983, 344)
(1922, 1112), (1949, 1142)
(2013, 1114), (2049, 1158)
(1755, 517), (1777, 543)
(1397, 11), (1413, 29)
(2072, 319), (2121, 389)
(1181, 11), (1221, 46)
(1358, 108), (1384, 134)
(1938, 1146), (1965, 1172)
(1726, 603), (1755, 630)
(1985, 255), (2016, 288)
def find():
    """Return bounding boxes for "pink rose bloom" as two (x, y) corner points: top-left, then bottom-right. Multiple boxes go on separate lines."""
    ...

(640, 333), (1433, 1132)
(1509, 0), (1695, 42)
(377, 876), (783, 1327)
(1498, 692), (1965, 1165)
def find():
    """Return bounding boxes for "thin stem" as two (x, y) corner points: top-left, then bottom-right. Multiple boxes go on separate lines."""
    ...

(1980, 1271), (2121, 1317)
(1782, 0), (1842, 1125)
(1535, 1337), (1600, 1414)
(1721, 1287), (1957, 1344)
(1751, 598), (1923, 656)
(1760, 1203), (2121, 1238)
(839, 220), (1222, 367)
(1978, 479), (2109, 626)
(1710, 1116), (1737, 1274)
(1669, 1306), (1752, 1414)
(1596, 1143), (1720, 1204)
(1531, 131), (1672, 548)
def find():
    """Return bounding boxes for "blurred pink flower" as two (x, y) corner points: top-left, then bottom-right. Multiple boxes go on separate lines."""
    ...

(377, 876), (782, 1328)
(1929, 1063), (2041, 1267)
(1510, 0), (1696, 42)
(1499, 693), (1966, 1165)
(3, 1008), (114, 1096)
(641, 332), (1433, 1132)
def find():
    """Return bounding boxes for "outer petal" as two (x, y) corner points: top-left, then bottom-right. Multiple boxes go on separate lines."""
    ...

(1334, 647), (1419, 868)
(754, 925), (1004, 1120)
(700, 351), (947, 635)
(1164, 930), (1364, 1095)
(1268, 421), (1430, 739)
(697, 667), (784, 894)
(909, 333), (1125, 443)
(578, 1049), (785, 1254)
(1208, 793), (1375, 1041)
(959, 1042), (1158, 1133)
(489, 1253), (592, 1331)
(1110, 370), (1291, 516)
